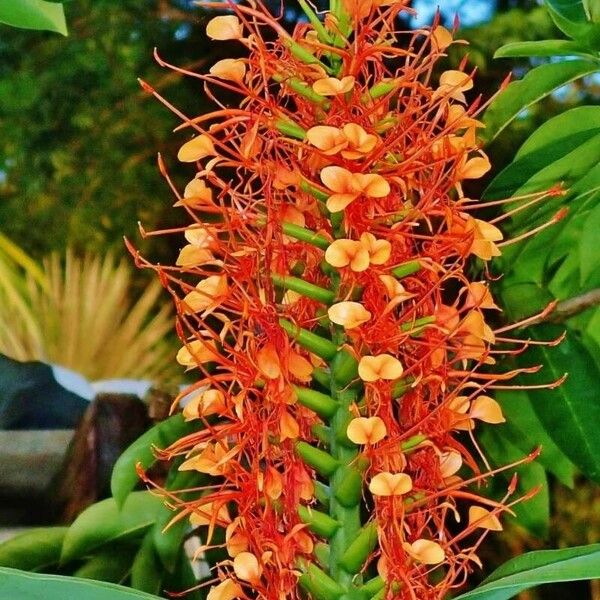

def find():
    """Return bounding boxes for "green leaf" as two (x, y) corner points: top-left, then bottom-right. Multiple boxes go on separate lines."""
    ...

(153, 467), (204, 573)
(111, 413), (198, 507)
(545, 0), (600, 41)
(478, 427), (550, 538)
(579, 203), (600, 284)
(0, 528), (68, 572)
(494, 390), (576, 487)
(517, 324), (600, 484)
(0, 0), (67, 35)
(454, 543), (600, 600)
(61, 492), (164, 563)
(494, 39), (592, 58)
(0, 567), (161, 600)
(73, 545), (134, 584)
(483, 60), (599, 142)
(131, 532), (164, 595)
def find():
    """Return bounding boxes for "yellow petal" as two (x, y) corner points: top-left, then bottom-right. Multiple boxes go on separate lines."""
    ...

(176, 245), (214, 267)
(183, 275), (228, 314)
(347, 416), (387, 445)
(184, 226), (216, 248)
(206, 15), (243, 40)
(431, 26), (453, 50)
(439, 70), (473, 92)
(306, 125), (348, 155)
(470, 396), (505, 424)
(369, 472), (413, 496)
(461, 156), (491, 179)
(312, 75), (355, 96)
(439, 450), (462, 478)
(468, 506), (503, 531)
(206, 579), (243, 600)
(403, 539), (445, 565)
(182, 178), (213, 202)
(176, 339), (218, 367)
(358, 354), (403, 382)
(177, 134), (216, 162)
(190, 501), (231, 527)
(209, 58), (246, 84)
(233, 552), (262, 584)
(328, 301), (371, 329)
(325, 239), (369, 272)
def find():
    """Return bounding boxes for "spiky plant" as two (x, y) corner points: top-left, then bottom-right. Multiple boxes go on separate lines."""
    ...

(136, 2), (559, 598)
(0, 246), (177, 381)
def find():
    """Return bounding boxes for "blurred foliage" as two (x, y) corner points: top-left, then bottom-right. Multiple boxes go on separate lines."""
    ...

(0, 0), (219, 264)
(0, 238), (177, 381)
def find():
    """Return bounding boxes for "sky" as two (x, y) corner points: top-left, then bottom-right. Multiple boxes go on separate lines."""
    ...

(412, 0), (496, 27)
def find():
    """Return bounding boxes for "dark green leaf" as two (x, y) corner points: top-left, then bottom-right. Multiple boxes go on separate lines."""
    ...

(494, 390), (575, 486)
(494, 39), (591, 58)
(131, 532), (164, 596)
(517, 325), (600, 484)
(0, 528), (68, 572)
(0, 0), (67, 35)
(73, 545), (134, 584)
(479, 427), (550, 538)
(164, 548), (203, 600)
(454, 543), (600, 600)
(0, 567), (161, 600)
(579, 203), (600, 284)
(111, 414), (198, 507)
(545, 0), (600, 42)
(483, 60), (599, 142)
(61, 492), (164, 563)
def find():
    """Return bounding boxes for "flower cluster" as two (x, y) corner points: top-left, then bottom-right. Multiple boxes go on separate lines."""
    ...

(137, 2), (549, 599)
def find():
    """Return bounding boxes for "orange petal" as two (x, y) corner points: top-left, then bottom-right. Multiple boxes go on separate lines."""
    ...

(461, 156), (491, 179)
(358, 354), (403, 382)
(280, 410), (300, 441)
(176, 339), (218, 368)
(177, 134), (216, 162)
(206, 579), (243, 600)
(206, 15), (243, 40)
(464, 281), (499, 310)
(312, 75), (355, 96)
(257, 344), (281, 379)
(369, 472), (413, 496)
(180, 178), (213, 204)
(354, 173), (390, 197)
(347, 416), (387, 444)
(403, 539), (445, 565)
(185, 226), (216, 249)
(233, 552), (262, 584)
(326, 192), (360, 213)
(325, 239), (369, 272)
(182, 275), (228, 314)
(431, 26), (453, 50)
(328, 301), (371, 329)
(470, 395), (505, 424)
(176, 245), (214, 267)
(190, 501), (231, 527)
(439, 70), (473, 92)
(468, 506), (503, 531)
(209, 58), (246, 84)
(341, 123), (378, 158)
(306, 126), (348, 155)
(360, 232), (391, 265)
(439, 450), (463, 478)
(288, 351), (313, 382)
(320, 165), (355, 193)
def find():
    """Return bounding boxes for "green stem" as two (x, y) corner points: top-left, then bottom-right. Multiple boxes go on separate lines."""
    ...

(392, 259), (421, 279)
(279, 319), (338, 361)
(272, 273), (335, 304)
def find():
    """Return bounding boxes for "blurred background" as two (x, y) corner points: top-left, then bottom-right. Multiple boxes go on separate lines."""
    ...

(0, 1), (598, 598)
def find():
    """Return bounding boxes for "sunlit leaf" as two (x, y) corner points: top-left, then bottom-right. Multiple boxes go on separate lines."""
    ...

(0, 0), (67, 36)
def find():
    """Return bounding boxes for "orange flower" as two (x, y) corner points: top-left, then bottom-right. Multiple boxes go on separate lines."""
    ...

(183, 389), (227, 420)
(182, 275), (228, 315)
(176, 339), (218, 368)
(436, 70), (473, 103)
(328, 301), (372, 329)
(206, 16), (244, 40)
(347, 416), (387, 444)
(306, 125), (348, 155)
(321, 166), (390, 212)
(403, 539), (445, 565)
(257, 344), (281, 379)
(468, 506), (503, 531)
(312, 76), (355, 96)
(177, 134), (216, 162)
(341, 123), (378, 159)
(369, 472), (413, 496)
(233, 552), (262, 584)
(325, 239), (369, 271)
(358, 354), (403, 382)
(210, 58), (247, 84)
(206, 579), (242, 600)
